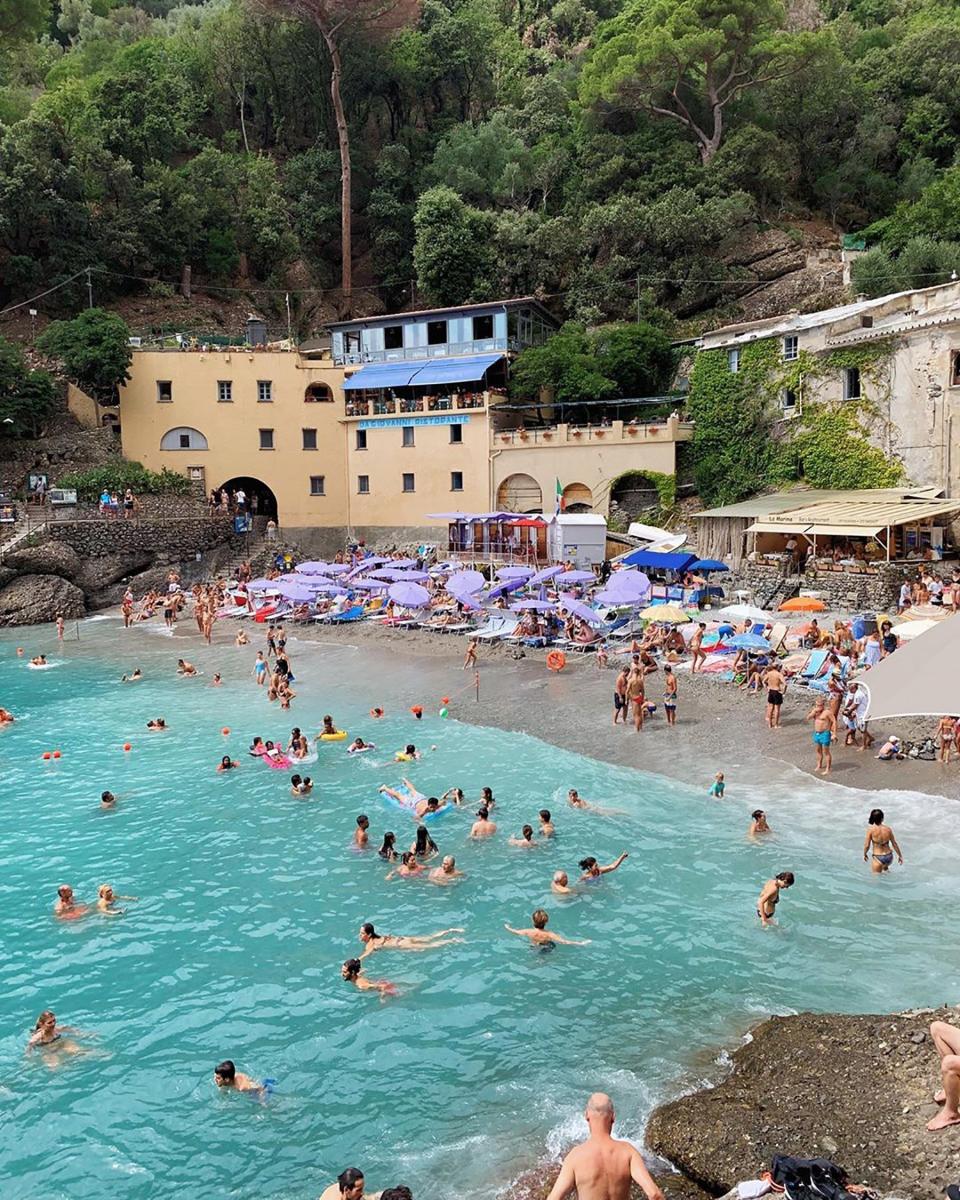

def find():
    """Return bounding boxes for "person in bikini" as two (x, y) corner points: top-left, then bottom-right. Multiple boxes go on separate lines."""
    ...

(863, 808), (903, 874)
(357, 922), (463, 957)
(757, 871), (794, 927)
(762, 664), (786, 729)
(690, 622), (707, 673)
(26, 1011), (87, 1063)
(937, 715), (957, 764)
(927, 1020), (960, 1131)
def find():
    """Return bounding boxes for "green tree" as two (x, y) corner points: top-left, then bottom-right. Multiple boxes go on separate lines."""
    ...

(511, 322), (616, 404)
(413, 185), (497, 306)
(581, 0), (823, 164)
(0, 336), (57, 438)
(0, 0), (48, 43)
(593, 321), (675, 397)
(37, 308), (132, 402)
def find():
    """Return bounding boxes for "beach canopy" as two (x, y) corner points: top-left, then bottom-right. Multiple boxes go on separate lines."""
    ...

(638, 603), (691, 624)
(388, 581), (431, 608)
(496, 566), (535, 580)
(557, 596), (604, 626)
(779, 596), (827, 612)
(620, 548), (697, 572)
(446, 569), (484, 594)
(554, 570), (596, 585)
(527, 565), (565, 585)
(861, 612), (960, 720)
(691, 559), (729, 573)
(719, 603), (769, 622)
(726, 632), (771, 652)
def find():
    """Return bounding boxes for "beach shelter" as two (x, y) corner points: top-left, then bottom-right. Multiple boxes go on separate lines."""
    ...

(638, 603), (691, 624)
(860, 612), (960, 720)
(619, 548), (697, 572)
(388, 581), (431, 608)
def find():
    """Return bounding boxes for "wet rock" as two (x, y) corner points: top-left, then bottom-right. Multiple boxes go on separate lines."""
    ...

(0, 573), (85, 626)
(73, 552), (154, 596)
(3, 541), (81, 581)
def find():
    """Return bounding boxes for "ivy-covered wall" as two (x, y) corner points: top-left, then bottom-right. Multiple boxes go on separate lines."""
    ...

(687, 338), (902, 506)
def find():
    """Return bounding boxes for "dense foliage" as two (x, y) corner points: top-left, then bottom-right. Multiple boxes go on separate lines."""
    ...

(0, 334), (57, 436)
(36, 307), (132, 401)
(58, 460), (193, 499)
(3, 0), (960, 327)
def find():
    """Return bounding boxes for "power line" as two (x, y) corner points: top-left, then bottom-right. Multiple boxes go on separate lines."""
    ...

(0, 269), (91, 317)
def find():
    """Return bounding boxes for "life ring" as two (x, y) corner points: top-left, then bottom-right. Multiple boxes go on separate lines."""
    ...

(319, 730), (347, 741)
(546, 650), (566, 672)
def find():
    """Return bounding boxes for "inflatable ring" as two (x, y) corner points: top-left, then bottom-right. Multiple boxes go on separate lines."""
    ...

(320, 730), (347, 741)
(546, 650), (566, 672)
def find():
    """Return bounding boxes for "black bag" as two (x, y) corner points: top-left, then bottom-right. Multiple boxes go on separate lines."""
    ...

(771, 1154), (851, 1200)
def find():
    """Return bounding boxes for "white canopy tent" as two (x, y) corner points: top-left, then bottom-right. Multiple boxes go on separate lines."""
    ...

(861, 612), (960, 720)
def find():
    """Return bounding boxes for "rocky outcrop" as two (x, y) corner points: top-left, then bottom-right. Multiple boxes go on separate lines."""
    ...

(73, 552), (155, 596)
(3, 541), (82, 581)
(646, 1007), (960, 1199)
(0, 573), (85, 626)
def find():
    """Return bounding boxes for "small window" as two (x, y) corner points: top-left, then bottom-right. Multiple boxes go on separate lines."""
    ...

(727, 348), (740, 373)
(259, 428), (274, 450)
(302, 428), (318, 450)
(472, 314), (494, 340)
(356, 428), (367, 450)
(451, 470), (464, 492)
(305, 383), (332, 402)
(427, 320), (447, 346)
(309, 475), (325, 496)
(780, 388), (798, 412)
(782, 335), (798, 362)
(257, 380), (273, 403)
(449, 424), (463, 444)
(358, 474), (370, 494)
(178, 433), (190, 449)
(952, 351), (960, 387)
(157, 380), (172, 402)
(383, 325), (404, 350)
(402, 472), (415, 493)
(217, 380), (232, 402)
(402, 425), (415, 448)
(842, 367), (861, 401)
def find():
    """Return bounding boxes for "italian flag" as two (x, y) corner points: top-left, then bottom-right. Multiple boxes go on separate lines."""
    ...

(555, 478), (564, 514)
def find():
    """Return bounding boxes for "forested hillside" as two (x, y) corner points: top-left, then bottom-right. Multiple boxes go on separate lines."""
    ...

(2, 0), (960, 333)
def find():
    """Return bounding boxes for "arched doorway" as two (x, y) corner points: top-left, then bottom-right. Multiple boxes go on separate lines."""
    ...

(610, 471), (661, 519)
(562, 482), (593, 512)
(497, 472), (542, 513)
(216, 476), (278, 519)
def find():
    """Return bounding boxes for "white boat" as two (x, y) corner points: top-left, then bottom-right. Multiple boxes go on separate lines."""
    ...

(646, 534), (688, 553)
(627, 522), (674, 543)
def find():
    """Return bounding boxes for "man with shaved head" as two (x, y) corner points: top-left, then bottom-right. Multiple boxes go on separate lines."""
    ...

(545, 1093), (664, 1200)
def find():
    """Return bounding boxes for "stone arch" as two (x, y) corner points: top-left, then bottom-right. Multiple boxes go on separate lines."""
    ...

(305, 382), (334, 402)
(216, 476), (278, 519)
(609, 470), (662, 518)
(160, 426), (208, 451)
(562, 482), (592, 512)
(497, 472), (543, 513)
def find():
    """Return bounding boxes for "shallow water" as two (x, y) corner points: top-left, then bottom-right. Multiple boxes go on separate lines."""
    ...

(1, 618), (958, 1199)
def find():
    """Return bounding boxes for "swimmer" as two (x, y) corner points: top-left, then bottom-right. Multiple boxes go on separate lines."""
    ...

(410, 825), (438, 858)
(249, 737), (265, 756)
(218, 756), (239, 772)
(441, 787), (465, 806)
(358, 922), (464, 956)
(176, 659), (197, 676)
(552, 871), (576, 896)
(348, 737), (375, 754)
(480, 786), (496, 810)
(709, 772), (725, 798)
(0, 706), (14, 724)
(53, 885), (88, 919)
(213, 1059), (264, 1093)
(385, 851), (426, 880)
(290, 774), (306, 796)
(354, 815), (370, 848)
(211, 673), (222, 687)
(101, 790), (117, 808)
(288, 728), (308, 758)
(395, 743), (421, 762)
(253, 652), (267, 686)
(757, 870), (794, 927)
(299, 776), (313, 795)
(863, 808), (903, 874)
(97, 884), (137, 915)
(30, 654), (47, 666)
(748, 809), (772, 838)
(378, 832), (397, 861)
(319, 714), (338, 737)
(509, 824), (539, 848)
(428, 855), (464, 884)
(539, 809), (555, 838)
(319, 1169), (379, 1200)
(370, 707), (384, 719)
(470, 807), (497, 838)
(16, 646), (23, 656)
(26, 1011), (86, 1063)
(235, 629), (249, 646)
(341, 958), (398, 999)
(579, 852), (628, 881)
(120, 668), (143, 683)
(504, 908), (590, 947)
(146, 717), (167, 730)
(567, 789), (606, 813)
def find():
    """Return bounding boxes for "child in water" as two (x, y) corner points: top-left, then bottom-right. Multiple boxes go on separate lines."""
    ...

(709, 771), (725, 798)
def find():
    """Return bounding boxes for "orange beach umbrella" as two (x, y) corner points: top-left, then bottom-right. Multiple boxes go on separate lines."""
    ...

(779, 597), (826, 612)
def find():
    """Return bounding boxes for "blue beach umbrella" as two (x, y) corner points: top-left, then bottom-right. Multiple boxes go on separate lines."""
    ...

(691, 559), (729, 573)
(726, 633), (771, 652)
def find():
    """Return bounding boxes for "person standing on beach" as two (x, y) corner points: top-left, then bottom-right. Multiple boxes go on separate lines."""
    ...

(762, 663), (785, 729)
(544, 1092), (665, 1200)
(805, 698), (837, 775)
(463, 640), (478, 670)
(863, 808), (903, 874)
(613, 667), (629, 726)
(690, 623), (707, 673)
(626, 668), (645, 731)
(927, 1021), (960, 1131)
(757, 871), (794, 927)
(663, 666), (678, 726)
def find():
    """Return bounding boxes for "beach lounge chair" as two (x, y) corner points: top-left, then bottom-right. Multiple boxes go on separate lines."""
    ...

(471, 615), (520, 641)
(796, 648), (829, 682)
(766, 622), (787, 653)
(325, 605), (365, 624)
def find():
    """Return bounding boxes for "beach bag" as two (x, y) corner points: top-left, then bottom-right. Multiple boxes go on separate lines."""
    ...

(770, 1155), (851, 1200)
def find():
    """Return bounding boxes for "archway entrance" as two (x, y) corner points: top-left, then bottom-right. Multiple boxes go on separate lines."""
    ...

(497, 473), (543, 513)
(610, 471), (660, 519)
(216, 476), (278, 519)
(562, 482), (593, 512)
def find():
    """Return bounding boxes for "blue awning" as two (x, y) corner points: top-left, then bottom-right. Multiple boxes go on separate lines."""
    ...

(342, 361), (425, 391)
(410, 353), (504, 386)
(620, 549), (697, 572)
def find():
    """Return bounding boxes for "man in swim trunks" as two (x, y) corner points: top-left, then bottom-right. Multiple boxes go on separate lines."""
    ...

(504, 908), (590, 947)
(545, 1092), (665, 1200)
(613, 668), (629, 726)
(54, 885), (88, 919)
(470, 807), (497, 838)
(663, 666), (678, 726)
(926, 1021), (960, 1131)
(318, 1166), (382, 1200)
(863, 808), (903, 874)
(358, 922), (463, 956)
(213, 1060), (263, 1093)
(756, 871), (794, 927)
(626, 668), (645, 731)
(762, 664), (786, 729)
(428, 856), (464, 884)
(805, 698), (837, 775)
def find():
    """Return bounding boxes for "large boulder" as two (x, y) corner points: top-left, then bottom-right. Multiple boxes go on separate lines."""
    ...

(85, 564), (176, 611)
(3, 541), (82, 581)
(74, 552), (154, 596)
(0, 573), (86, 626)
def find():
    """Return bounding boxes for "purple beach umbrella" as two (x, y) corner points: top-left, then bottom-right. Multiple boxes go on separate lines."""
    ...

(487, 578), (527, 599)
(509, 599), (556, 612)
(447, 569), (484, 594)
(496, 566), (535, 580)
(388, 581), (431, 608)
(554, 570), (596, 585)
(527, 565), (564, 586)
(296, 561), (332, 575)
(557, 595), (604, 626)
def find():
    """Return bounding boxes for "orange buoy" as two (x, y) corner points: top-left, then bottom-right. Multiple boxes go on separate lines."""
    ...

(440, 696), (450, 705)
(123, 743), (132, 752)
(410, 705), (423, 719)
(221, 727), (230, 736)
(546, 650), (566, 672)
(42, 751), (52, 760)
(52, 750), (62, 759)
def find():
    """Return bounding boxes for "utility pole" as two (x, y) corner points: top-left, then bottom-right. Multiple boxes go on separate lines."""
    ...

(285, 292), (292, 344)
(85, 268), (93, 310)
(636, 275), (641, 324)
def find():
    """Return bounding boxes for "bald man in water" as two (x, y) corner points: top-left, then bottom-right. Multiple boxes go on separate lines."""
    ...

(545, 1093), (664, 1200)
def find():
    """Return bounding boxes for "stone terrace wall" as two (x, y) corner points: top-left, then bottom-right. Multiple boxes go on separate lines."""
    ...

(739, 561), (902, 611)
(46, 516), (239, 559)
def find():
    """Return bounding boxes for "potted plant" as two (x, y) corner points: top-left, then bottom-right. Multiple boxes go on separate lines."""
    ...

(572, 429), (583, 439)
(543, 431), (553, 440)
(518, 428), (529, 441)
(626, 425), (637, 435)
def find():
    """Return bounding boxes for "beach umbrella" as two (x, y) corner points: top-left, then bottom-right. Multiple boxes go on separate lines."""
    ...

(890, 618), (938, 641)
(497, 566), (535, 580)
(719, 603), (769, 622)
(284, 573), (333, 588)
(447, 569), (484, 594)
(509, 599), (556, 612)
(388, 581), (431, 608)
(605, 569), (651, 596)
(691, 559), (729, 573)
(528, 565), (565, 585)
(554, 570), (596, 585)
(557, 596), (604, 626)
(322, 563), (353, 574)
(779, 596), (827, 612)
(726, 632), (772, 652)
(487, 578), (527, 599)
(389, 558), (418, 569)
(274, 582), (317, 602)
(296, 561), (333, 574)
(350, 579), (390, 591)
(247, 578), (280, 591)
(371, 568), (431, 582)
(638, 603), (691, 624)
(595, 590), (643, 606)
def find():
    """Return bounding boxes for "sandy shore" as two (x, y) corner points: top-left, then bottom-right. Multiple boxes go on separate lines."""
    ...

(291, 622), (960, 803)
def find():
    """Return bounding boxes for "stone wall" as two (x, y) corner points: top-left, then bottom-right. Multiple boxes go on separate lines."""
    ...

(46, 516), (239, 559)
(738, 561), (902, 611)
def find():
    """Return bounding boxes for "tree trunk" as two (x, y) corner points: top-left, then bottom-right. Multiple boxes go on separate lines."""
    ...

(319, 20), (352, 304)
(699, 100), (723, 165)
(180, 264), (192, 299)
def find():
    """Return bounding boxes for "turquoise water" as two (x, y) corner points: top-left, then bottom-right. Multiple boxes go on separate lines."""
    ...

(1, 618), (958, 1199)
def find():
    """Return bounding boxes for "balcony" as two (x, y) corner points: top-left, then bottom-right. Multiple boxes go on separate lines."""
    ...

(335, 337), (519, 366)
(342, 390), (491, 421)
(493, 417), (694, 447)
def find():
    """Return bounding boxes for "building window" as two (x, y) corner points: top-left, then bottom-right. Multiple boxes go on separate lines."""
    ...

(402, 425), (415, 448)
(305, 383), (333, 402)
(782, 335), (798, 362)
(358, 474), (370, 494)
(427, 320), (447, 346)
(178, 433), (190, 449)
(257, 380), (273, 403)
(727, 348), (740, 373)
(952, 351), (960, 387)
(217, 380), (232, 402)
(780, 388), (798, 413)
(472, 314), (494, 340)
(157, 380), (172, 402)
(402, 472), (415, 492)
(383, 325), (404, 350)
(302, 428), (318, 450)
(356, 428), (367, 450)
(310, 475), (325, 496)
(451, 471), (463, 492)
(160, 426), (208, 451)
(259, 428), (274, 450)
(449, 424), (463, 444)
(842, 367), (861, 401)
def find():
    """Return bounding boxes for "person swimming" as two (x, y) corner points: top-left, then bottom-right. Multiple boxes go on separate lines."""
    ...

(213, 1059), (267, 1093)
(378, 832), (398, 861)
(539, 809), (555, 837)
(748, 809), (772, 838)
(428, 855), (464, 884)
(470, 807), (497, 838)
(757, 871), (795, 926)
(411, 825), (438, 858)
(97, 884), (137, 915)
(552, 871), (576, 896)
(395, 743), (421, 762)
(354, 815), (370, 848)
(441, 787), (465, 806)
(357, 922), (463, 956)
(211, 673), (222, 687)
(504, 908), (590, 947)
(578, 852), (629, 881)
(480, 786), (496, 810)
(509, 824), (538, 848)
(30, 654), (47, 666)
(320, 714), (338, 737)
(101, 790), (117, 808)
(176, 659), (197, 676)
(341, 958), (397, 999)
(146, 717), (167, 731)
(863, 808), (903, 874)
(348, 737), (375, 754)
(27, 1010), (85, 1060)
(218, 756), (239, 772)
(53, 885), (88, 919)
(385, 851), (425, 880)
(120, 668), (142, 683)
(0, 706), (14, 723)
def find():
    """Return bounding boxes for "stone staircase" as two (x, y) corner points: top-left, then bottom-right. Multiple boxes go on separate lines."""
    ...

(0, 516), (46, 563)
